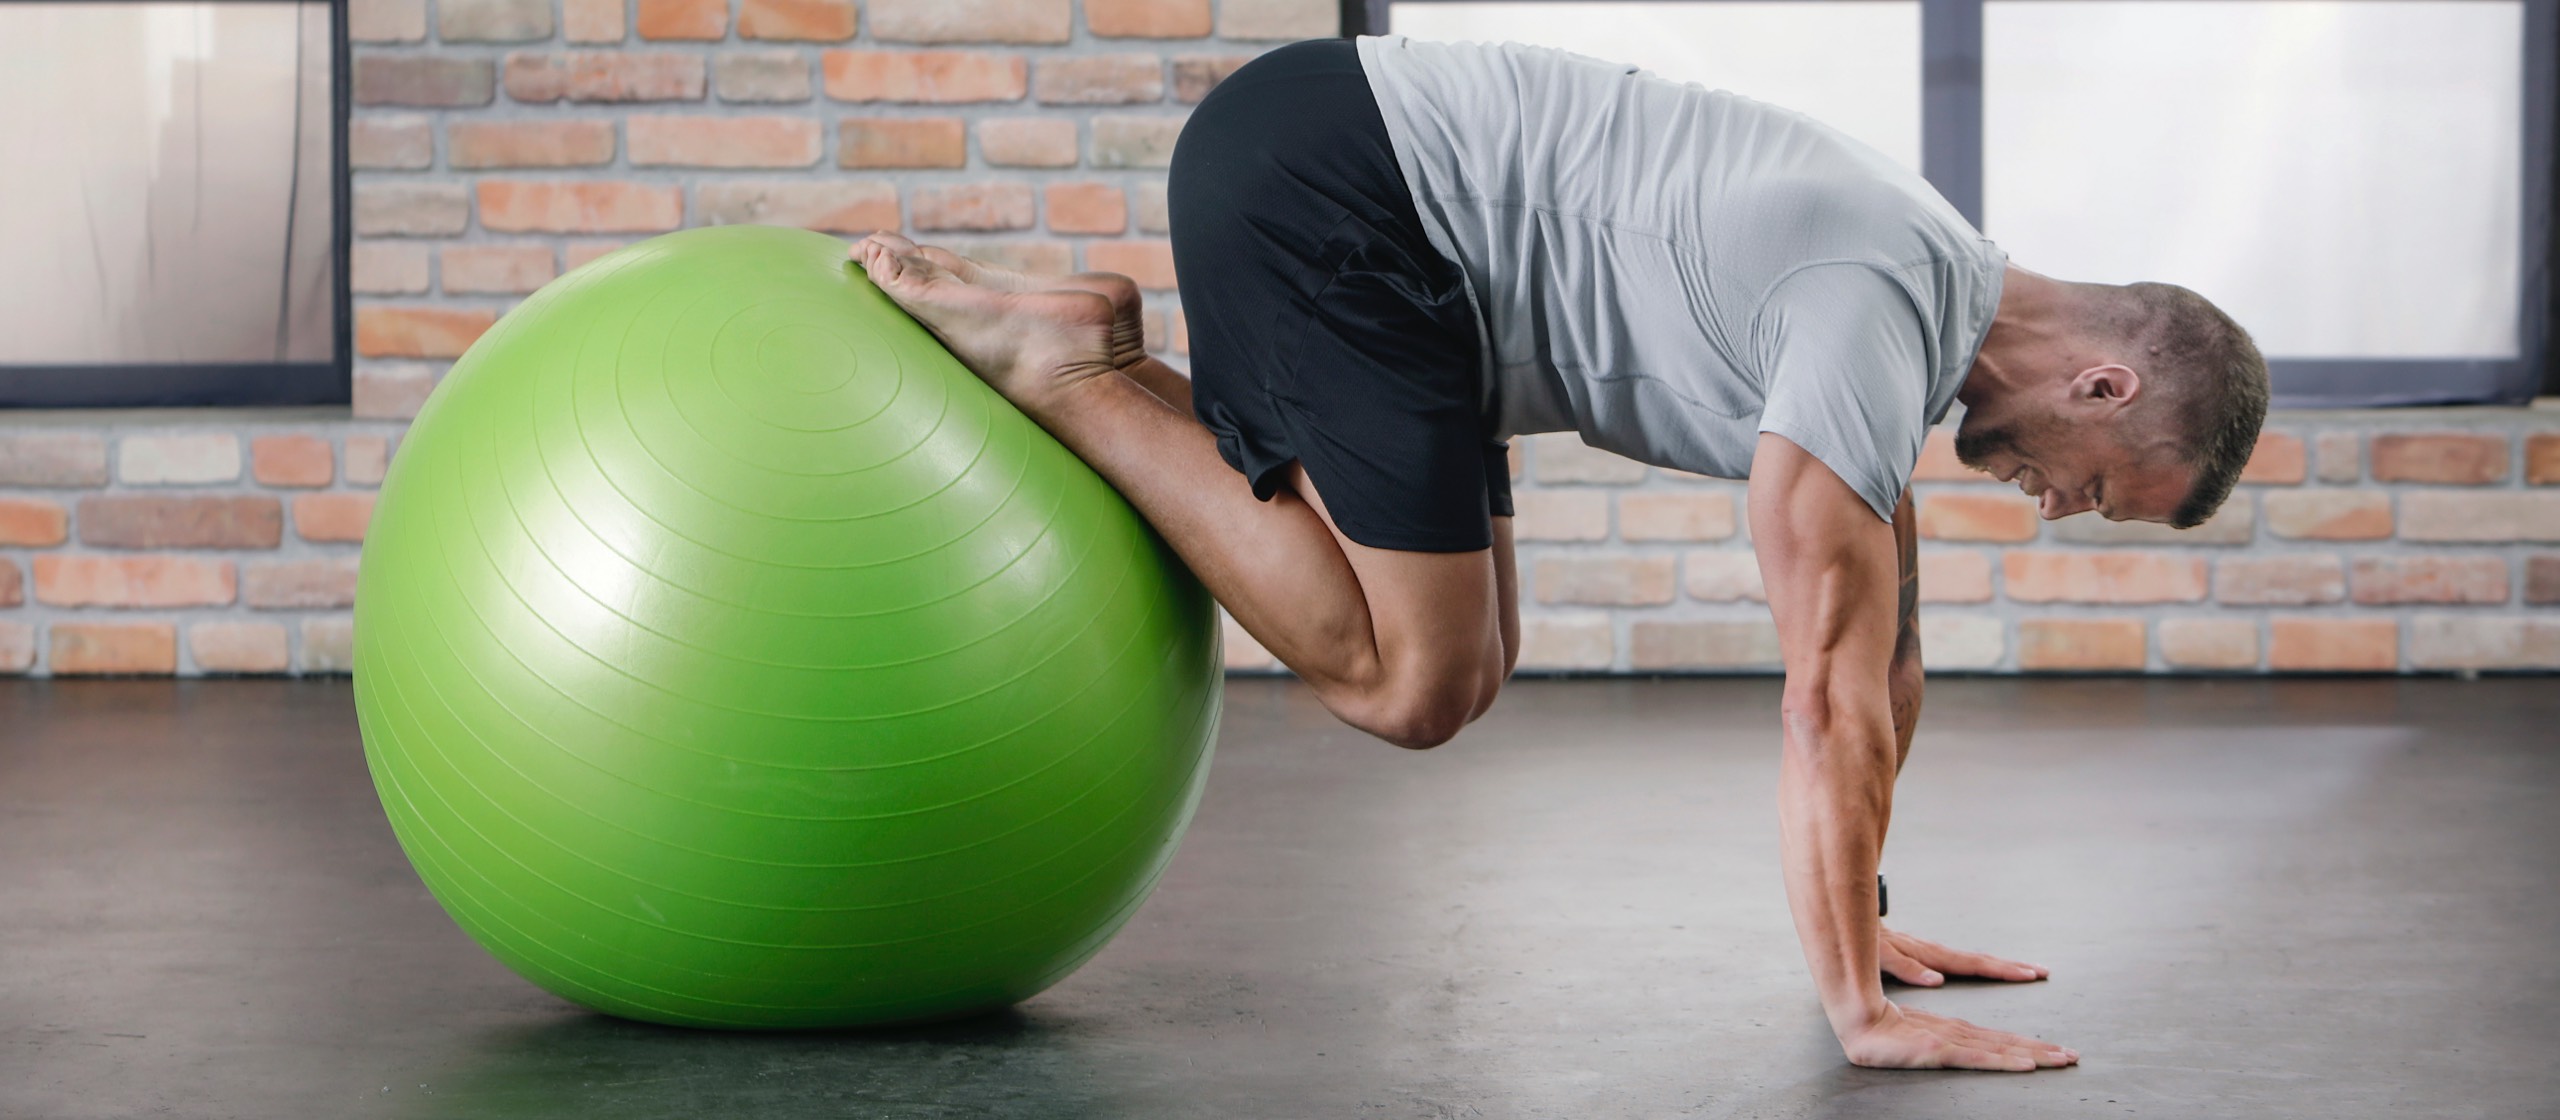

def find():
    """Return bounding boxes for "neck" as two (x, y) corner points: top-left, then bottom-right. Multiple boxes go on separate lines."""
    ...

(1959, 266), (2080, 411)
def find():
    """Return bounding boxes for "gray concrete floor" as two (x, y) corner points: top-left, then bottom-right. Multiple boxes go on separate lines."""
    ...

(3, 676), (2556, 1119)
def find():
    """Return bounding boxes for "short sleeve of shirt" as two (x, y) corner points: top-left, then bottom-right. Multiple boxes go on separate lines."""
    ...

(1753, 263), (1933, 522)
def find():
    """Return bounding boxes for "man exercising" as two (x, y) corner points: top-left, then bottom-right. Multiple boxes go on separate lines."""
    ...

(850, 36), (2268, 1071)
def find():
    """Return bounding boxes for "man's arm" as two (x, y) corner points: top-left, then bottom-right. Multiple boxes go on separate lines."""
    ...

(1750, 433), (2073, 1071)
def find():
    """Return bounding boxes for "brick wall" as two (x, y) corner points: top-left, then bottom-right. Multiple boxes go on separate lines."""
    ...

(1232, 412), (2560, 676)
(1, 1), (2554, 676)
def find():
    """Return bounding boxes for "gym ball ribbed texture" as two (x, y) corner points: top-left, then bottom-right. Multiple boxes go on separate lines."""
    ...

(353, 225), (1223, 1029)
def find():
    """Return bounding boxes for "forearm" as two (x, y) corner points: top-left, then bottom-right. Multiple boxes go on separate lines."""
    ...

(1778, 679), (1898, 1036)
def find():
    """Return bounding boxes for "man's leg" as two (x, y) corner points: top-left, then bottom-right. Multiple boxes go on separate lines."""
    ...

(854, 234), (1513, 747)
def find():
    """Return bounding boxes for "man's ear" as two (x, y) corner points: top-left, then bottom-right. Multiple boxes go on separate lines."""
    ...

(2069, 363), (2141, 412)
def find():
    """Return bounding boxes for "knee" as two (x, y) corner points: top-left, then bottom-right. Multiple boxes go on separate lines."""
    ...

(1340, 665), (1504, 751)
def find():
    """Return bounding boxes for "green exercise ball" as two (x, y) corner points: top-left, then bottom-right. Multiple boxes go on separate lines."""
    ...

(353, 225), (1222, 1029)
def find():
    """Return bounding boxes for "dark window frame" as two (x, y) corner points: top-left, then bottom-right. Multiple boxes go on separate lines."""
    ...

(0, 0), (351, 409)
(1348, 0), (2559, 406)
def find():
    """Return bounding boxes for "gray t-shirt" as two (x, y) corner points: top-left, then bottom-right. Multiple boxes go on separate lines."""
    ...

(1355, 35), (2007, 520)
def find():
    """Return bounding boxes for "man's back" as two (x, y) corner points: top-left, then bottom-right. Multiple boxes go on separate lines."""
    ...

(1357, 34), (2005, 518)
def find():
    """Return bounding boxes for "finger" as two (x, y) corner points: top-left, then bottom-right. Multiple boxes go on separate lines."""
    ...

(918, 246), (991, 284)
(1879, 942), (1944, 987)
(1938, 1045), (2038, 1073)
(1903, 937), (2048, 981)
(1901, 1009), (2077, 1059)
(865, 230), (921, 254)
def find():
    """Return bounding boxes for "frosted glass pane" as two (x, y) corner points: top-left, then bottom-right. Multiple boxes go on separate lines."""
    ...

(1388, 2), (1923, 172)
(0, 2), (337, 366)
(1985, 1), (2523, 359)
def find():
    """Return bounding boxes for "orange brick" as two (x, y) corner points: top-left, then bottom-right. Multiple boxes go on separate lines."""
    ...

(2262, 491), (2392, 540)
(2158, 617), (2258, 670)
(355, 306), (496, 358)
(564, 241), (631, 270)
(839, 117), (967, 168)
(354, 182), (470, 236)
(1512, 491), (1608, 542)
(2315, 431), (2361, 483)
(1919, 492), (2038, 542)
(35, 554), (235, 608)
(2408, 616), (2560, 671)
(629, 114), (820, 166)
(1911, 427), (1986, 481)
(1082, 238), (1175, 287)
(441, 245), (558, 295)
(350, 242), (430, 294)
(1034, 54), (1163, 104)
(0, 620), (31, 672)
(447, 120), (616, 168)
(1090, 114), (1183, 168)
(50, 623), (178, 676)
(697, 180), (900, 233)
(1535, 555), (1676, 606)
(2016, 618), (2146, 671)
(2400, 493), (2560, 542)
(0, 433), (108, 487)
(478, 181), (684, 233)
(978, 117), (1078, 167)
(1170, 54), (1251, 102)
(1219, 0), (1331, 38)
(348, 116), (432, 169)
(251, 435), (334, 487)
(351, 0), (426, 41)
(2371, 432), (2508, 485)
(2002, 550), (2206, 603)
(118, 434), (240, 485)
(2531, 555), (2560, 605)
(1134, 181), (1169, 233)
(716, 50), (813, 101)
(565, 0), (624, 40)
(2213, 554), (2343, 605)
(1619, 492), (1737, 541)
(78, 496), (282, 549)
(1630, 620), (1780, 670)
(348, 437), (391, 485)
(1517, 613), (1613, 671)
(2269, 618), (2397, 672)
(1043, 182), (1126, 234)
(244, 557), (363, 609)
(1088, 0), (1209, 36)
(823, 50), (1027, 101)
(0, 560), (19, 609)
(301, 617), (357, 673)
(294, 494), (377, 543)
(637, 0), (725, 38)
(353, 56), (494, 106)
(1169, 307), (1188, 354)
(869, 0), (1070, 43)
(739, 0), (853, 39)
(503, 52), (706, 102)
(355, 364), (438, 421)
(1917, 549), (1991, 603)
(0, 498), (70, 546)
(1681, 550), (1765, 602)
(2349, 555), (2508, 605)
(2527, 433), (2560, 485)
(190, 622), (291, 674)
(2237, 431), (2306, 484)
(346, 436), (393, 487)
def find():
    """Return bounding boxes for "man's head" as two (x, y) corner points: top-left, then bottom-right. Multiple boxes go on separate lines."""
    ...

(1955, 279), (2268, 528)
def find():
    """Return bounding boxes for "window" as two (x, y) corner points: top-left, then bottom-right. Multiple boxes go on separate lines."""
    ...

(0, 0), (348, 407)
(1366, 0), (2558, 404)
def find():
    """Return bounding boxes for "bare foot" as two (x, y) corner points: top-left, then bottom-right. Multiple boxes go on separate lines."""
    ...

(862, 234), (1150, 372)
(852, 233), (1120, 415)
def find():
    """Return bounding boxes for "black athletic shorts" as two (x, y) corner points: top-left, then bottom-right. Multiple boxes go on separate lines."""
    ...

(1168, 38), (1511, 554)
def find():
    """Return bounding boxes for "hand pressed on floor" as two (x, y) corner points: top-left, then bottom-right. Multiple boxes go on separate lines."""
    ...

(1878, 926), (2049, 987)
(1842, 1002), (2079, 1072)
